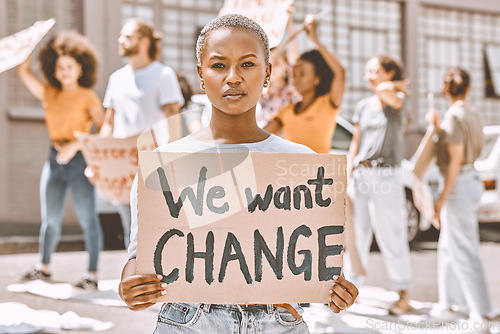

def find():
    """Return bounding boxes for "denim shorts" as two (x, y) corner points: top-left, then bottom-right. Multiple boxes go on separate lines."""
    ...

(154, 303), (309, 333)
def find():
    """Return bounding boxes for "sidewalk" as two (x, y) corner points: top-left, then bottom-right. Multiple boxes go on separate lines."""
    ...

(1, 226), (499, 333)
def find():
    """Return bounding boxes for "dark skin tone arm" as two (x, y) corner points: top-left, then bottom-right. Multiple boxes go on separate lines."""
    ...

(119, 258), (167, 311)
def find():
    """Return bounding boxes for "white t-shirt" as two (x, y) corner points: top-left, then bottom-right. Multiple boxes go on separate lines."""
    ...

(103, 61), (184, 138)
(128, 133), (314, 259)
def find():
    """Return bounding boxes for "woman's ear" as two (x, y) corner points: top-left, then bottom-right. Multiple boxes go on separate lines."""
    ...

(266, 63), (272, 82)
(314, 74), (320, 86)
(196, 64), (203, 79)
(197, 64), (204, 84)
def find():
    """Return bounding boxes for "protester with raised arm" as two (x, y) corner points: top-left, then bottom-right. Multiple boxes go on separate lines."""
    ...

(264, 15), (345, 154)
(18, 31), (104, 290)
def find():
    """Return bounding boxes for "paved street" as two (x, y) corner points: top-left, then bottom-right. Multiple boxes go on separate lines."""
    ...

(1, 224), (499, 333)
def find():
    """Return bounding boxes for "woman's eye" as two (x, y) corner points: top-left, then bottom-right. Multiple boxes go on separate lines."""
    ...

(211, 63), (225, 69)
(242, 62), (255, 68)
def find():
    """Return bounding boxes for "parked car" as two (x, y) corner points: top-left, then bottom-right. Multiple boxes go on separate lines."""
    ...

(475, 125), (500, 223)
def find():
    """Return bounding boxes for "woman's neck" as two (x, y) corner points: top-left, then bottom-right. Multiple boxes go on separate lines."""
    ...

(200, 107), (268, 144)
(61, 82), (79, 91)
(448, 95), (466, 106)
(296, 91), (316, 113)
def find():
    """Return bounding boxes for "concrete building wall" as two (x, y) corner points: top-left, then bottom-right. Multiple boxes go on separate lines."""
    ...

(1, 0), (499, 226)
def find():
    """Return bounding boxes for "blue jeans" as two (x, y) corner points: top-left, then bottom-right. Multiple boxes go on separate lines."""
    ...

(154, 303), (309, 334)
(116, 203), (131, 249)
(39, 147), (103, 272)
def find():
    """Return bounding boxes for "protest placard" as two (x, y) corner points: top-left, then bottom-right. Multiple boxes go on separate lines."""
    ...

(219, 0), (292, 48)
(137, 151), (346, 304)
(76, 133), (154, 205)
(0, 18), (55, 74)
(412, 126), (439, 228)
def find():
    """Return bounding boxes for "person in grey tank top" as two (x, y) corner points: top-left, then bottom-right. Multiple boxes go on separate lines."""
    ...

(428, 68), (496, 325)
(345, 55), (412, 316)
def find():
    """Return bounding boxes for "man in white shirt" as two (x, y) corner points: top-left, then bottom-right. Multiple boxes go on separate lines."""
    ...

(99, 18), (184, 248)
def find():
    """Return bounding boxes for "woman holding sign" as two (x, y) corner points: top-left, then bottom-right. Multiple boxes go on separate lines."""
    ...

(428, 68), (495, 324)
(264, 14), (345, 154)
(119, 14), (358, 333)
(17, 31), (104, 289)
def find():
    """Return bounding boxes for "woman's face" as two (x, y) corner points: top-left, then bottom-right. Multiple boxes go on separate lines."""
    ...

(364, 58), (394, 90)
(55, 55), (82, 88)
(292, 59), (319, 96)
(197, 27), (270, 116)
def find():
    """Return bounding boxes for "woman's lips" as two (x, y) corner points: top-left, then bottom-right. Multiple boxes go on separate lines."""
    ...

(223, 93), (246, 101)
(223, 89), (246, 100)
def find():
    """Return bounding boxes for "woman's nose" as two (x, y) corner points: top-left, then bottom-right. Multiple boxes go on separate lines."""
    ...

(226, 66), (241, 85)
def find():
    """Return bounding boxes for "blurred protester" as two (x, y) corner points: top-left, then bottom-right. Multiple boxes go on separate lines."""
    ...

(17, 31), (104, 289)
(347, 54), (411, 315)
(257, 3), (301, 128)
(97, 18), (184, 248)
(428, 68), (497, 325)
(264, 15), (345, 153)
(177, 72), (204, 136)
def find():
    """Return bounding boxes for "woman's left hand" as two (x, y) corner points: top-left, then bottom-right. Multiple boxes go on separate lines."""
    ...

(328, 275), (359, 313)
(433, 196), (445, 228)
(56, 142), (79, 165)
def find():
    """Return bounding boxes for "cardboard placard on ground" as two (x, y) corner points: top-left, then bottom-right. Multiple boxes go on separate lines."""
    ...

(0, 19), (55, 74)
(412, 126), (439, 227)
(76, 133), (154, 205)
(219, 0), (292, 48)
(137, 152), (346, 304)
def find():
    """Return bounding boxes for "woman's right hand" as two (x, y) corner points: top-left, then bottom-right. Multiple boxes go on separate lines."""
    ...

(303, 15), (319, 43)
(119, 273), (168, 311)
(17, 54), (32, 74)
(425, 109), (440, 129)
(84, 165), (99, 185)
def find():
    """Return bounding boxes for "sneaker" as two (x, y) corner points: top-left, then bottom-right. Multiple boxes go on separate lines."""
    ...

(74, 273), (98, 290)
(21, 268), (51, 281)
(430, 304), (465, 322)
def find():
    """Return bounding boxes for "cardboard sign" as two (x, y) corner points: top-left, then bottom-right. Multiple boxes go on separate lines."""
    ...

(219, 0), (292, 48)
(412, 126), (439, 228)
(76, 133), (154, 205)
(0, 19), (55, 74)
(137, 152), (346, 304)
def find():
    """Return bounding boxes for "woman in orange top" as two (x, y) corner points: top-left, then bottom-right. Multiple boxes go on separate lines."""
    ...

(17, 31), (104, 289)
(264, 15), (345, 153)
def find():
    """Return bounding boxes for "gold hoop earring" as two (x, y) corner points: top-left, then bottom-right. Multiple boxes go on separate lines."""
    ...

(200, 82), (205, 90)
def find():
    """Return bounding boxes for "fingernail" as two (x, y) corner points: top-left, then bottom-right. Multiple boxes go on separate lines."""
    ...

(161, 290), (167, 295)
(161, 283), (167, 288)
(328, 297), (332, 302)
(329, 289), (333, 294)
(333, 275), (339, 280)
(157, 275), (162, 280)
